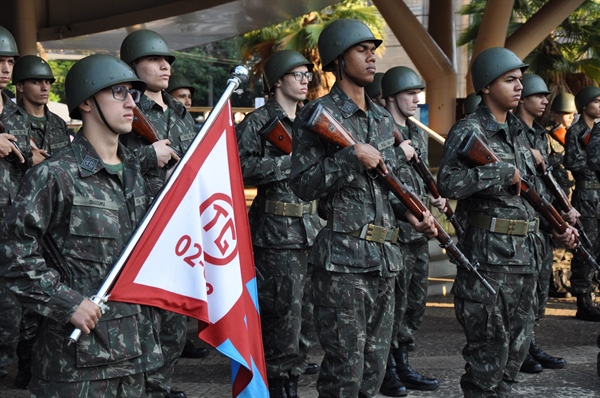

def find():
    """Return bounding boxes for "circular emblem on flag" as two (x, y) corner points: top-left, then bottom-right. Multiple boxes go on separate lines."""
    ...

(199, 192), (238, 265)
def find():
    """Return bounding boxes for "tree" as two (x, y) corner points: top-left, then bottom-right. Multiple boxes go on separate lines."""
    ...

(458, 0), (600, 95)
(240, 0), (386, 100)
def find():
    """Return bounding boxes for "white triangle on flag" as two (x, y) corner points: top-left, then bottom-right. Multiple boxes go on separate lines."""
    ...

(133, 131), (243, 323)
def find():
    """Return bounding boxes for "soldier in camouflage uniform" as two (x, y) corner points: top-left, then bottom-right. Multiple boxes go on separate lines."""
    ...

(0, 54), (162, 398)
(514, 74), (567, 373)
(14, 55), (70, 163)
(166, 75), (194, 112)
(8, 54), (72, 389)
(120, 29), (194, 398)
(236, 49), (322, 398)
(379, 66), (443, 397)
(438, 48), (576, 397)
(564, 86), (600, 322)
(290, 19), (435, 398)
(0, 25), (33, 381)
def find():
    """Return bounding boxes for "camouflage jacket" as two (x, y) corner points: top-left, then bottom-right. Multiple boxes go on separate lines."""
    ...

(564, 117), (600, 218)
(0, 91), (33, 218)
(236, 97), (322, 249)
(0, 132), (161, 382)
(18, 101), (70, 155)
(519, 117), (552, 202)
(395, 119), (428, 244)
(120, 92), (196, 197)
(290, 84), (403, 276)
(437, 102), (537, 274)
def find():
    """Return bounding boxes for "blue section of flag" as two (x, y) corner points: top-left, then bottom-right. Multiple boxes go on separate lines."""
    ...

(217, 338), (249, 369)
(237, 357), (269, 398)
(246, 277), (260, 314)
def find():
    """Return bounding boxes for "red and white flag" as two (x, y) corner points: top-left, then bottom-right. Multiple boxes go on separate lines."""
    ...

(109, 100), (268, 397)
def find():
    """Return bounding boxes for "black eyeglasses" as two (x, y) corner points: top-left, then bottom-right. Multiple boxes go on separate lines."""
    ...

(283, 71), (313, 82)
(110, 85), (142, 102)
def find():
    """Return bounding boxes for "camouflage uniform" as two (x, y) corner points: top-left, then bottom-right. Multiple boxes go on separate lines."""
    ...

(520, 118), (554, 319)
(0, 132), (162, 397)
(290, 84), (403, 398)
(392, 119), (429, 347)
(0, 90), (33, 373)
(237, 97), (322, 380)
(438, 103), (537, 397)
(20, 101), (70, 155)
(120, 91), (195, 396)
(564, 117), (600, 295)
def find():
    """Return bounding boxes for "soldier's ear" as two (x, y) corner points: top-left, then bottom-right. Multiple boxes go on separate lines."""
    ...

(481, 86), (490, 95)
(78, 97), (93, 115)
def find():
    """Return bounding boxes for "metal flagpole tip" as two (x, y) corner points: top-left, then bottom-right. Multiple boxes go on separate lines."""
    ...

(229, 65), (249, 85)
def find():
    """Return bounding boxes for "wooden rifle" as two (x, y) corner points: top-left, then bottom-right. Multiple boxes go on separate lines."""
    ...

(548, 124), (566, 146)
(132, 107), (180, 169)
(580, 127), (592, 147)
(393, 127), (465, 238)
(457, 131), (600, 271)
(536, 163), (594, 251)
(303, 103), (495, 294)
(257, 116), (293, 154)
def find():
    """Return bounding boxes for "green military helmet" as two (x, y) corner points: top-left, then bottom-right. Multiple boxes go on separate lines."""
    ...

(463, 93), (481, 114)
(381, 66), (424, 99)
(365, 72), (384, 99)
(263, 50), (313, 91)
(575, 86), (600, 113)
(120, 29), (175, 65)
(12, 55), (55, 84)
(471, 47), (528, 94)
(167, 74), (195, 96)
(318, 18), (382, 72)
(0, 26), (18, 58)
(520, 74), (550, 98)
(551, 92), (576, 114)
(66, 54), (147, 119)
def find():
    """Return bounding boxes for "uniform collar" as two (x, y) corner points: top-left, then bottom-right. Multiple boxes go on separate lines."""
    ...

(329, 83), (386, 122)
(72, 132), (135, 178)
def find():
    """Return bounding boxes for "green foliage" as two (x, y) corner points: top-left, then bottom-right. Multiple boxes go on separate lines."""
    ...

(458, 0), (600, 85)
(48, 60), (75, 103)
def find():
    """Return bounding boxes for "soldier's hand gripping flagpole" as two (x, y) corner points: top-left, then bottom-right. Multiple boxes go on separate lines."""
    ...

(69, 66), (249, 344)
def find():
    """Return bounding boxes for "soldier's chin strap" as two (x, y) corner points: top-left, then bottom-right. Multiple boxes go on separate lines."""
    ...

(93, 96), (120, 135)
(338, 55), (366, 87)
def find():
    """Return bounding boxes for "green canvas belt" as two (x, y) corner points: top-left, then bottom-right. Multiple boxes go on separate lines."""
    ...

(264, 200), (317, 217)
(327, 218), (399, 244)
(575, 180), (600, 190)
(470, 213), (539, 236)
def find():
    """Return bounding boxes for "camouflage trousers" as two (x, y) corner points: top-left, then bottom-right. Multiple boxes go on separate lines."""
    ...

(570, 217), (599, 295)
(391, 240), (429, 346)
(255, 247), (310, 379)
(300, 263), (317, 365)
(533, 232), (553, 319)
(310, 268), (395, 398)
(145, 309), (187, 397)
(0, 284), (40, 369)
(452, 268), (536, 398)
(30, 372), (145, 398)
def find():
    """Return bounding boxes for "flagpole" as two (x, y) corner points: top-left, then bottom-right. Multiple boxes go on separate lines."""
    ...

(69, 66), (249, 344)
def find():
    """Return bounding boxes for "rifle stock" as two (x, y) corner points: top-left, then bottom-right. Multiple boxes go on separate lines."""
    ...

(549, 124), (566, 146)
(257, 116), (293, 154)
(580, 127), (591, 147)
(393, 126), (465, 238)
(132, 107), (180, 169)
(457, 131), (600, 271)
(303, 103), (495, 294)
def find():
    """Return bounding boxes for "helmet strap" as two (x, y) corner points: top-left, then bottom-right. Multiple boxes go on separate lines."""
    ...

(93, 96), (120, 135)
